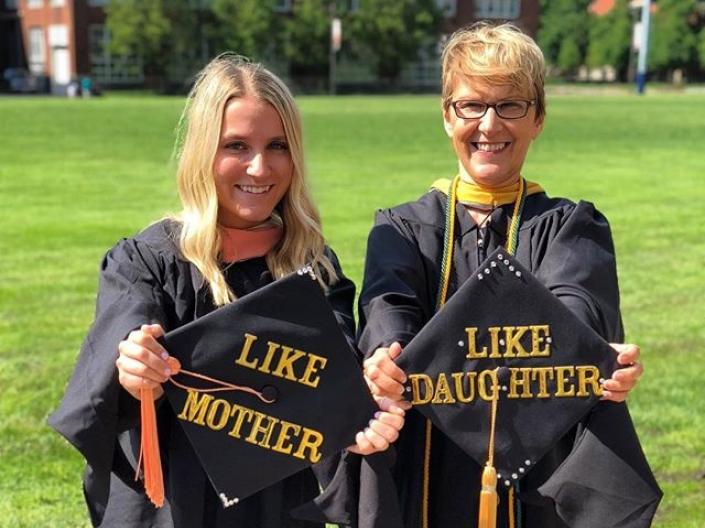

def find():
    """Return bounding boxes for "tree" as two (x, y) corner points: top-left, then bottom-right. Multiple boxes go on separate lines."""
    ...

(350, 0), (442, 84)
(586, 0), (632, 80)
(211, 0), (280, 61)
(699, 28), (705, 71)
(649, 0), (699, 79)
(538, 0), (592, 76)
(106, 0), (214, 88)
(283, 0), (333, 81)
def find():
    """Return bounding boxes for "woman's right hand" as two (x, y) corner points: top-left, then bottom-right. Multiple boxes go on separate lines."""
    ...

(116, 324), (171, 401)
(363, 342), (412, 410)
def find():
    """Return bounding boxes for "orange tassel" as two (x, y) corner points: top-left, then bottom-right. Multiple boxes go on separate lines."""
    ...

(139, 386), (165, 507)
(478, 463), (498, 528)
(136, 356), (182, 506)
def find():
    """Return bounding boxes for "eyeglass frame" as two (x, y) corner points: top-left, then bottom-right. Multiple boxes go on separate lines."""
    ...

(450, 99), (537, 120)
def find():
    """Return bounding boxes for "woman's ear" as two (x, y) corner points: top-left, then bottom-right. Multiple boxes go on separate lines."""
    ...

(532, 115), (545, 140)
(443, 107), (455, 138)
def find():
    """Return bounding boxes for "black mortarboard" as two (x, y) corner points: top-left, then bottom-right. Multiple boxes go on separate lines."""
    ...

(158, 268), (377, 509)
(395, 247), (619, 489)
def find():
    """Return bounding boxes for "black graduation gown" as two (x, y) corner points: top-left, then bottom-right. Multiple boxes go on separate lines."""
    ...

(357, 190), (662, 528)
(49, 219), (357, 528)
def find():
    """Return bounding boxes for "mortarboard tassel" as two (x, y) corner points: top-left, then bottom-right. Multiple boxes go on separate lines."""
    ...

(478, 463), (498, 528)
(135, 356), (276, 507)
(138, 385), (165, 507)
(478, 368), (500, 528)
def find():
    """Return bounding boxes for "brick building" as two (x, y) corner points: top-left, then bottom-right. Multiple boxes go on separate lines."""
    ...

(1, 0), (141, 93)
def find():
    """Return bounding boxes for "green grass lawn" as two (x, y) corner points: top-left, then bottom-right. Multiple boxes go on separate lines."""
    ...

(1, 92), (704, 527)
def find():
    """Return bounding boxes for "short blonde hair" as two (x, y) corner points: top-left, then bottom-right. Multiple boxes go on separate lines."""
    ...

(173, 53), (335, 306)
(441, 22), (546, 122)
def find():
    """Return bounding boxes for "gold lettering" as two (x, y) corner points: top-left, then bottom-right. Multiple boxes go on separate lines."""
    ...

(409, 374), (434, 405)
(431, 373), (456, 404)
(465, 327), (487, 358)
(177, 390), (213, 425)
(530, 325), (551, 357)
(488, 327), (502, 358)
(235, 333), (259, 369)
(576, 365), (603, 397)
(205, 398), (231, 430)
(227, 404), (254, 439)
(555, 366), (576, 397)
(271, 421), (302, 455)
(508, 368), (533, 399)
(245, 411), (280, 448)
(477, 370), (497, 402)
(293, 428), (324, 463)
(298, 354), (328, 388)
(504, 326), (529, 358)
(259, 341), (281, 374)
(452, 372), (476, 403)
(271, 346), (306, 382)
(530, 367), (555, 398)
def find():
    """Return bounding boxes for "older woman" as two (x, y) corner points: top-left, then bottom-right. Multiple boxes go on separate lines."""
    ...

(49, 54), (404, 528)
(359, 23), (648, 527)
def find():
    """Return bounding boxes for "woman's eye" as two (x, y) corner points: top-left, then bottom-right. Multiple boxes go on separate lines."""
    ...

(269, 141), (289, 151)
(226, 141), (247, 151)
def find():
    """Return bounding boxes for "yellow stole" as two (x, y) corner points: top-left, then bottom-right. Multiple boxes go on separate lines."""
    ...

(431, 177), (544, 209)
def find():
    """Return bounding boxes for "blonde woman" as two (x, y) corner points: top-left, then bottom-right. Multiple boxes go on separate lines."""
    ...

(50, 54), (403, 528)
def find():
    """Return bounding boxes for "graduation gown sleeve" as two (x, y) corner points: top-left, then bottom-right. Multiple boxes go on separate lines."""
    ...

(530, 200), (623, 342)
(357, 208), (435, 357)
(48, 237), (173, 526)
(522, 202), (662, 526)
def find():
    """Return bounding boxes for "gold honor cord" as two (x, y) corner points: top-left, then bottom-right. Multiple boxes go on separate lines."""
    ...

(423, 176), (527, 528)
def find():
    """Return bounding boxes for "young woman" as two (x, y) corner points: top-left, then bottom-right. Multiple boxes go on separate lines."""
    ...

(50, 54), (403, 528)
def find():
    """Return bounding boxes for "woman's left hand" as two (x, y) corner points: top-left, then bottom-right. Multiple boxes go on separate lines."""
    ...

(348, 397), (406, 455)
(602, 343), (643, 402)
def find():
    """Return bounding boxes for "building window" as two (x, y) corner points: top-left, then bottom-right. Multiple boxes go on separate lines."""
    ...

(28, 27), (45, 74)
(475, 0), (520, 19)
(89, 24), (144, 84)
(436, 0), (457, 18)
(27, 0), (44, 8)
(274, 0), (292, 13)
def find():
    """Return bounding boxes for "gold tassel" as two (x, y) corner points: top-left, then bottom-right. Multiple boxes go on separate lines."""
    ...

(478, 368), (500, 528)
(478, 463), (498, 528)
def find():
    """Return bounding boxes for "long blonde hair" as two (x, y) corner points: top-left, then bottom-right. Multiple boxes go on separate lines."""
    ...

(172, 53), (336, 306)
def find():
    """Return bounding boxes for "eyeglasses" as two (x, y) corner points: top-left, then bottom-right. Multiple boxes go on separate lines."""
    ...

(451, 99), (536, 120)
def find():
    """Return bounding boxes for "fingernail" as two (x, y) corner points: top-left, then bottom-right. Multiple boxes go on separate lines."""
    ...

(398, 385), (405, 394)
(161, 352), (169, 360)
(369, 419), (376, 427)
(164, 368), (171, 376)
(374, 411), (381, 419)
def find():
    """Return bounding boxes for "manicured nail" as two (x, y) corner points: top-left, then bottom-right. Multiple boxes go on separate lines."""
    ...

(374, 411), (381, 419)
(161, 352), (169, 360)
(164, 368), (171, 376)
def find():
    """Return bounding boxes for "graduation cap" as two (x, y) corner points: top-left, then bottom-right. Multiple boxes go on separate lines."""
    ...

(137, 267), (377, 510)
(395, 247), (619, 524)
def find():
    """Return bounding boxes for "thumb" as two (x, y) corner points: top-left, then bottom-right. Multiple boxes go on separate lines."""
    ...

(141, 323), (165, 338)
(388, 341), (403, 360)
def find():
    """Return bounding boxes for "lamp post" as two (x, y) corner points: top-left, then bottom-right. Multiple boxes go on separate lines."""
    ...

(329, 3), (342, 96)
(636, 0), (652, 95)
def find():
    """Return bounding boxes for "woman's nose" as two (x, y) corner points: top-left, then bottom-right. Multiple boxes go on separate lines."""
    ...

(246, 152), (267, 177)
(478, 107), (501, 133)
